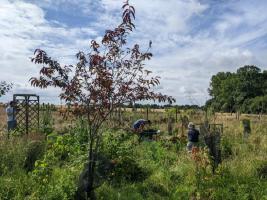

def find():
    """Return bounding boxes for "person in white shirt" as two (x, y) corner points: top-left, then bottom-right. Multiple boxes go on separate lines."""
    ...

(6, 101), (17, 131)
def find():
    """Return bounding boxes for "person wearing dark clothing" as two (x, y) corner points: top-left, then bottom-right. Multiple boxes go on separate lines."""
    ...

(133, 119), (151, 133)
(132, 119), (159, 141)
(187, 122), (199, 152)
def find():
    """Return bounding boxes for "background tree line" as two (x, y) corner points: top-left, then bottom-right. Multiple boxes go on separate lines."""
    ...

(126, 102), (202, 110)
(206, 65), (267, 114)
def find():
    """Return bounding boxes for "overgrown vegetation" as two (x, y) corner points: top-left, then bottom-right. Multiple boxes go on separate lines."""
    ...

(0, 113), (266, 199)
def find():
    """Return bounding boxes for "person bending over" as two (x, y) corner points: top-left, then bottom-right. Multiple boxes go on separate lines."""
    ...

(132, 119), (159, 141)
(133, 119), (151, 133)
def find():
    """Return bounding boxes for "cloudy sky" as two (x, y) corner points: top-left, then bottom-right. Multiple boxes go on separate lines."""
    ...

(0, 0), (267, 105)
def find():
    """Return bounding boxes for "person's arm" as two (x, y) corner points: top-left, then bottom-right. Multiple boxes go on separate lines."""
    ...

(6, 107), (13, 116)
(188, 130), (193, 141)
(136, 124), (144, 133)
(194, 129), (199, 142)
(15, 105), (20, 112)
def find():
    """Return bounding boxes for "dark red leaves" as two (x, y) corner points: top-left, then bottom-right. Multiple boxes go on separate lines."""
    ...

(30, 1), (175, 122)
(90, 54), (104, 66)
(91, 40), (100, 52)
(141, 53), (153, 60)
(29, 77), (51, 88)
(40, 67), (55, 78)
(121, 1), (135, 31)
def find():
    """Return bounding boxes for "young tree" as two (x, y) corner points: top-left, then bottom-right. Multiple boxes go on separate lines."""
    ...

(30, 1), (174, 198)
(0, 81), (13, 98)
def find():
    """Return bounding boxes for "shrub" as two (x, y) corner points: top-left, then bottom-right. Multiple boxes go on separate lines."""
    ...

(23, 140), (45, 172)
(111, 156), (149, 183)
(256, 162), (267, 179)
(96, 183), (144, 200)
(221, 136), (233, 159)
(0, 139), (27, 175)
(0, 171), (35, 200)
(102, 130), (136, 159)
(43, 168), (78, 200)
(47, 133), (82, 162)
(40, 105), (54, 135)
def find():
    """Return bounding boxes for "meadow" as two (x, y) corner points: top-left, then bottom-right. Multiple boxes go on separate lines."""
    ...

(0, 105), (266, 200)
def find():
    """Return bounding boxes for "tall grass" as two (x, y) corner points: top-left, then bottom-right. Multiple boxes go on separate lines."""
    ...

(0, 112), (266, 199)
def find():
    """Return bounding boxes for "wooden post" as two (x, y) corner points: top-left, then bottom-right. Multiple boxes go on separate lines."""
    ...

(25, 96), (29, 135)
(167, 117), (173, 135)
(37, 96), (40, 132)
(236, 111), (240, 120)
(175, 107), (178, 123)
(242, 119), (251, 138)
(119, 106), (122, 126)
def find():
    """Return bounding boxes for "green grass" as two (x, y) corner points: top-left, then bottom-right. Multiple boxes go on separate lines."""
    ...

(0, 114), (267, 199)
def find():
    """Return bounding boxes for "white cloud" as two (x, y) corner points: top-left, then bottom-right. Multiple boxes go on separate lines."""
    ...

(0, 0), (98, 103)
(1, 0), (267, 105)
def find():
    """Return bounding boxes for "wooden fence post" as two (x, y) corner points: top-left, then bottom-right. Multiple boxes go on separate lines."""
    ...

(146, 107), (149, 120)
(175, 107), (178, 123)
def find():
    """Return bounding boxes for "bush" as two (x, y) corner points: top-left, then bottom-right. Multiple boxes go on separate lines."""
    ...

(102, 130), (136, 159)
(111, 156), (149, 183)
(23, 141), (45, 172)
(40, 106), (54, 135)
(256, 162), (267, 179)
(0, 171), (35, 200)
(96, 183), (143, 200)
(42, 168), (78, 200)
(0, 139), (27, 175)
(221, 136), (233, 159)
(47, 133), (83, 162)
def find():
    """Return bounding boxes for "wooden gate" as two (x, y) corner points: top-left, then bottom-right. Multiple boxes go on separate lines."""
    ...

(13, 94), (40, 134)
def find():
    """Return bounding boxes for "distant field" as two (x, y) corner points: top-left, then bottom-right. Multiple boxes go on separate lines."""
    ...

(1, 104), (266, 135)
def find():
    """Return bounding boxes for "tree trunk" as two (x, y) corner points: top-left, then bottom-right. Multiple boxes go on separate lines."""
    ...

(86, 126), (97, 200)
(86, 126), (102, 200)
(87, 138), (95, 200)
